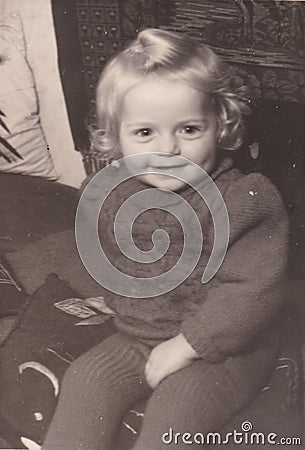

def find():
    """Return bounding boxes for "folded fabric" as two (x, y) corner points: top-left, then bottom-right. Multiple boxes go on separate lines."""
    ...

(0, 255), (28, 350)
(0, 255), (26, 318)
(0, 273), (115, 447)
(0, 13), (57, 179)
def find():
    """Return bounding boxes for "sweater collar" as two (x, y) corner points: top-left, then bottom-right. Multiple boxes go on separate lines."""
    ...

(124, 156), (234, 209)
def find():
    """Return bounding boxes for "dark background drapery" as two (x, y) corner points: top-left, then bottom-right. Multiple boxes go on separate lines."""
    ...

(52, 0), (305, 277)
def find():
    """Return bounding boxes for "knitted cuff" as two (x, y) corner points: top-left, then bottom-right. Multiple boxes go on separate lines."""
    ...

(181, 317), (224, 364)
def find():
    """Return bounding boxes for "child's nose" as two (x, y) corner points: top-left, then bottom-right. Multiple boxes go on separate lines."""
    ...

(161, 134), (180, 155)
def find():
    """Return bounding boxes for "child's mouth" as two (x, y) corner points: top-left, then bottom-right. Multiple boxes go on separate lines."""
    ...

(150, 164), (186, 169)
(145, 155), (189, 173)
(148, 158), (188, 170)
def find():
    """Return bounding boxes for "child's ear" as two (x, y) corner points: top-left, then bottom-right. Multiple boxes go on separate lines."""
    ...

(216, 122), (222, 146)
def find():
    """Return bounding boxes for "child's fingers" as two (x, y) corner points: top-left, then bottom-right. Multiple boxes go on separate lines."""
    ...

(144, 360), (153, 387)
(145, 347), (168, 388)
(144, 360), (165, 389)
(145, 368), (159, 389)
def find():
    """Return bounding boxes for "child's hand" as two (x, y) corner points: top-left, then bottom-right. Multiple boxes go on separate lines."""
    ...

(145, 333), (199, 389)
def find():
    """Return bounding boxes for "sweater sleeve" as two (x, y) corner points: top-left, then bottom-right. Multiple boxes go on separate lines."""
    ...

(180, 173), (289, 363)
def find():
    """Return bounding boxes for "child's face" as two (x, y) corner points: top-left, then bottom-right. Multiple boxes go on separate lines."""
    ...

(119, 76), (218, 191)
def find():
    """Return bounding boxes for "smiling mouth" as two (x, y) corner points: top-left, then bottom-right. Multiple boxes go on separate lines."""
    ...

(148, 163), (187, 170)
(147, 154), (189, 171)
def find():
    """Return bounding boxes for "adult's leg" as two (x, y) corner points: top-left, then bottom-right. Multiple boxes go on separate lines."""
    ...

(133, 339), (278, 450)
(42, 333), (152, 450)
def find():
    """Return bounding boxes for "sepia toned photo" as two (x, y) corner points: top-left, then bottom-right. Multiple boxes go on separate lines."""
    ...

(0, 1), (304, 449)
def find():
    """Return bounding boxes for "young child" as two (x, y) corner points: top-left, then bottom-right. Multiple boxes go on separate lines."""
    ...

(43, 29), (288, 450)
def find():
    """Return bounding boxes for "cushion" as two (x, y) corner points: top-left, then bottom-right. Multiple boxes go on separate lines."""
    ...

(0, 273), (115, 448)
(0, 13), (57, 179)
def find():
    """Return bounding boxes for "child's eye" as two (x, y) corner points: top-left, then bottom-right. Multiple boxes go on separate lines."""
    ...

(135, 128), (153, 138)
(179, 125), (203, 139)
(181, 126), (200, 135)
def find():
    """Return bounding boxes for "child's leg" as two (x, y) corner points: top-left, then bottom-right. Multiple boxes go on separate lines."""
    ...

(132, 342), (277, 450)
(42, 333), (152, 450)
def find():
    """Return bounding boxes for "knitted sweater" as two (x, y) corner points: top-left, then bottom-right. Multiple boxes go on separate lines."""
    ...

(94, 156), (289, 363)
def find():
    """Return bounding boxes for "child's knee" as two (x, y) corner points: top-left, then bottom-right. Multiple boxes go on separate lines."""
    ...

(61, 343), (119, 391)
(62, 353), (94, 387)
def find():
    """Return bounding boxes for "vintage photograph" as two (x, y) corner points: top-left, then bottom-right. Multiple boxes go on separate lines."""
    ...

(0, 1), (304, 449)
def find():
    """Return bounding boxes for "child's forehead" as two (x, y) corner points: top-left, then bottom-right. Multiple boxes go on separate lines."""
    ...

(122, 76), (212, 113)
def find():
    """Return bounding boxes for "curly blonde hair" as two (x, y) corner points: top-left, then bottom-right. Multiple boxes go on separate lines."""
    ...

(93, 28), (250, 156)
